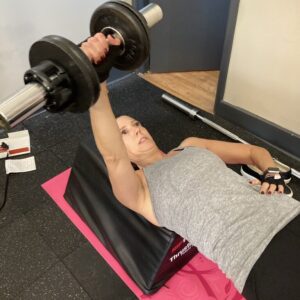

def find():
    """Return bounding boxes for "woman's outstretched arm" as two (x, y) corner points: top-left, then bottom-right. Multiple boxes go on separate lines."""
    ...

(81, 34), (145, 213)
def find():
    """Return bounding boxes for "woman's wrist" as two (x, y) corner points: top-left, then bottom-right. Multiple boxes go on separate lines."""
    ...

(100, 82), (108, 93)
(263, 167), (280, 176)
(89, 83), (110, 112)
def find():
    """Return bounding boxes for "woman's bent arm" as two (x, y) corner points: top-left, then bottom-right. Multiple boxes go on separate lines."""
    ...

(180, 137), (284, 194)
(180, 137), (275, 171)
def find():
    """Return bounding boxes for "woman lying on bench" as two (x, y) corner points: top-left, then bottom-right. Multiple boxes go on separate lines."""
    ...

(81, 34), (300, 300)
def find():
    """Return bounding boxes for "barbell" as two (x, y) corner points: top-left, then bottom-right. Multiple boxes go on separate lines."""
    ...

(0, 1), (163, 130)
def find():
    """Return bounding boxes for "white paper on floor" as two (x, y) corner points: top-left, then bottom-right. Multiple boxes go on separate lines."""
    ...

(5, 156), (36, 174)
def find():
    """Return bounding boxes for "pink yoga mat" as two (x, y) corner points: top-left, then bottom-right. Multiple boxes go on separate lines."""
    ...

(42, 169), (244, 300)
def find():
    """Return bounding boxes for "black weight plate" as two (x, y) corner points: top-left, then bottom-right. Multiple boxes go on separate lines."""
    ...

(29, 35), (99, 112)
(90, 1), (150, 70)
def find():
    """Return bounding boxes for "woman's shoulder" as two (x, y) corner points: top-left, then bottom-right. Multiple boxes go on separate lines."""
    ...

(164, 137), (208, 156)
(177, 137), (208, 149)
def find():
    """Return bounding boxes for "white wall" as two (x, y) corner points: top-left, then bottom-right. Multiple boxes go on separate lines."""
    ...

(223, 0), (300, 135)
(0, 0), (109, 103)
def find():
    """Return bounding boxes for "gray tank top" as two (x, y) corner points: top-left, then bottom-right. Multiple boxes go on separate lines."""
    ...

(143, 147), (300, 292)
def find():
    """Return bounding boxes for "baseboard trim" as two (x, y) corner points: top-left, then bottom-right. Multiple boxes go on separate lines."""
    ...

(215, 101), (300, 161)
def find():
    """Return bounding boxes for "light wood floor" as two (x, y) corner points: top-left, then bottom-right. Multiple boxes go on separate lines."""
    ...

(140, 71), (219, 114)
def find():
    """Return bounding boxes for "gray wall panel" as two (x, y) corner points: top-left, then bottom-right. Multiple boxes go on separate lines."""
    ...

(149, 0), (230, 72)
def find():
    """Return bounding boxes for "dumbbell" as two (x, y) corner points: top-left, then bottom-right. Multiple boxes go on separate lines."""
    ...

(0, 1), (163, 130)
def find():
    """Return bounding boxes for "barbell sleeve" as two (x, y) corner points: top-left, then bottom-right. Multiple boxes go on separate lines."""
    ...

(140, 3), (163, 28)
(0, 83), (46, 130)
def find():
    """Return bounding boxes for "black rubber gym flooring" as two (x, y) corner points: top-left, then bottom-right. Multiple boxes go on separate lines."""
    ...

(0, 74), (299, 299)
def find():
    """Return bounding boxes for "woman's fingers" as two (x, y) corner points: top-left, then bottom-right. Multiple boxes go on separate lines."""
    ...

(81, 33), (121, 64)
(267, 183), (277, 194)
(259, 182), (285, 195)
(260, 181), (270, 194)
(249, 178), (261, 185)
(249, 177), (286, 196)
(81, 33), (108, 64)
(94, 33), (110, 52)
(106, 34), (122, 46)
(80, 43), (94, 61)
(277, 184), (284, 194)
(81, 41), (104, 64)
(88, 36), (108, 63)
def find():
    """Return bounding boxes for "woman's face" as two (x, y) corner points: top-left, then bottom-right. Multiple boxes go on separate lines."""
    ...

(116, 115), (157, 161)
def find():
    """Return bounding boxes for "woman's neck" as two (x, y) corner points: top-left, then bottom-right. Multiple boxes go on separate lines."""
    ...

(136, 148), (167, 168)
